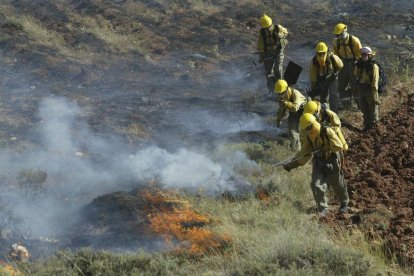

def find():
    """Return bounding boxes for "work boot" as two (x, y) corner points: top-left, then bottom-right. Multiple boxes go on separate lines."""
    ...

(339, 202), (348, 213)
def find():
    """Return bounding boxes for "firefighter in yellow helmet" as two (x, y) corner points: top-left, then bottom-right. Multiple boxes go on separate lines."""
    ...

(300, 100), (348, 150)
(283, 113), (349, 216)
(257, 14), (289, 98)
(309, 42), (343, 113)
(274, 79), (307, 150)
(332, 23), (362, 109)
(354, 46), (380, 130)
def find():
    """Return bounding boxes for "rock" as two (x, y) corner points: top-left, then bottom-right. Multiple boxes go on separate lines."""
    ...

(386, 35), (392, 40)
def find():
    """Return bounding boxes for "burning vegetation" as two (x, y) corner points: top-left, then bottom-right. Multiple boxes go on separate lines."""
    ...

(142, 188), (231, 256)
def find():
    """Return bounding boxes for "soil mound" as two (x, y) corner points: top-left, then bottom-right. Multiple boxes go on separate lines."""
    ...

(325, 93), (414, 267)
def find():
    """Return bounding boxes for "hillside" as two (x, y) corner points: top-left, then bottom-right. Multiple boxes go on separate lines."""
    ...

(0, 0), (413, 274)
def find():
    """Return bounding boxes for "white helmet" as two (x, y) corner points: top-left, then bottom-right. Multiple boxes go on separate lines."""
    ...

(360, 47), (372, 55)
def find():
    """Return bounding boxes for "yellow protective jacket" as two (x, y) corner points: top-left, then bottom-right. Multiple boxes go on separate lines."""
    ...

(294, 127), (345, 166)
(276, 87), (307, 122)
(309, 53), (343, 88)
(332, 34), (362, 60)
(257, 24), (288, 58)
(299, 107), (348, 150)
(354, 61), (379, 94)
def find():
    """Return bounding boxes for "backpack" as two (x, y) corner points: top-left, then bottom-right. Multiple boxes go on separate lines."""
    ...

(372, 60), (388, 94)
(356, 59), (388, 94)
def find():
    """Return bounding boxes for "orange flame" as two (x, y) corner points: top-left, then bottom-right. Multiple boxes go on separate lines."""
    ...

(142, 188), (231, 256)
(0, 262), (22, 276)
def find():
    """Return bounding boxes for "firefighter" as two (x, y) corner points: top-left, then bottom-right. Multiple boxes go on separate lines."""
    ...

(274, 79), (307, 151)
(300, 100), (348, 150)
(309, 42), (343, 113)
(283, 113), (349, 216)
(354, 46), (379, 131)
(332, 23), (362, 109)
(257, 14), (288, 98)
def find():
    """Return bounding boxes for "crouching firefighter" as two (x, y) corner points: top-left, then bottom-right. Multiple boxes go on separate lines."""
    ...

(283, 113), (349, 216)
(300, 100), (348, 150)
(274, 79), (307, 151)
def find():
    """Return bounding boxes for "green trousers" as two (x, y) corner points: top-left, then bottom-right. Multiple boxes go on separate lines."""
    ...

(264, 51), (285, 94)
(314, 78), (339, 113)
(358, 86), (379, 130)
(311, 153), (349, 212)
(338, 59), (357, 106)
(288, 112), (300, 151)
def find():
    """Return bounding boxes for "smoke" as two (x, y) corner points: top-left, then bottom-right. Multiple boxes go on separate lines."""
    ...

(173, 109), (267, 136)
(0, 97), (258, 239)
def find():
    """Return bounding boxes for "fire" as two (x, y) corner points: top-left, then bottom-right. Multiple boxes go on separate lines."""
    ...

(0, 262), (22, 276)
(142, 188), (231, 256)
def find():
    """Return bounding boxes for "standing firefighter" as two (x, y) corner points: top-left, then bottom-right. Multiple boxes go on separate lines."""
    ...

(257, 14), (288, 98)
(300, 100), (348, 150)
(283, 113), (349, 216)
(332, 23), (362, 108)
(309, 42), (343, 113)
(275, 79), (307, 150)
(354, 46), (379, 130)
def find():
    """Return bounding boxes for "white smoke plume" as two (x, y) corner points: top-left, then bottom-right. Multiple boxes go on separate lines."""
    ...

(0, 97), (258, 238)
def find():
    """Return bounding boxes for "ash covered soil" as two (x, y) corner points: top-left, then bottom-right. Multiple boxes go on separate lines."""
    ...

(0, 0), (413, 268)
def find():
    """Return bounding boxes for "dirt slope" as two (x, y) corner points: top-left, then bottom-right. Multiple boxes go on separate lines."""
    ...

(323, 91), (414, 267)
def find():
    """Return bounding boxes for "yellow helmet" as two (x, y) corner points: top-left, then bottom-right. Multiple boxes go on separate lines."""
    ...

(274, 79), (288, 94)
(315, 42), (328, 53)
(299, 113), (317, 130)
(333, 23), (347, 35)
(260, 14), (273, 28)
(303, 101), (319, 114)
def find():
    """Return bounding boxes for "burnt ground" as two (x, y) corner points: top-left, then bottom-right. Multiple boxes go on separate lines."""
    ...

(0, 0), (413, 269)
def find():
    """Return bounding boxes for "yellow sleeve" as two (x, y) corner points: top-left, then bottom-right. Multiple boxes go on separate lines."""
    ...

(295, 137), (314, 165)
(371, 64), (379, 93)
(326, 109), (341, 127)
(326, 128), (344, 152)
(353, 36), (362, 59)
(332, 54), (343, 71)
(334, 127), (349, 150)
(277, 24), (288, 38)
(309, 60), (317, 87)
(291, 89), (306, 112)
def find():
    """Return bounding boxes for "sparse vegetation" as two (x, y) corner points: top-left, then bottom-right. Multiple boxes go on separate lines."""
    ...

(0, 0), (412, 275)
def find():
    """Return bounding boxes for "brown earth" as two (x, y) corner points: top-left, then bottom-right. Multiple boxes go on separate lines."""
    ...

(321, 90), (414, 268)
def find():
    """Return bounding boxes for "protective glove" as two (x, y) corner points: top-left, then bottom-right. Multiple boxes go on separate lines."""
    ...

(282, 163), (292, 172)
(284, 101), (294, 109)
(325, 72), (338, 81)
(283, 160), (299, 172)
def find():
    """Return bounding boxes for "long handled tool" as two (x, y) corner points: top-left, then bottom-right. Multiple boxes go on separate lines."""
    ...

(272, 149), (321, 167)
